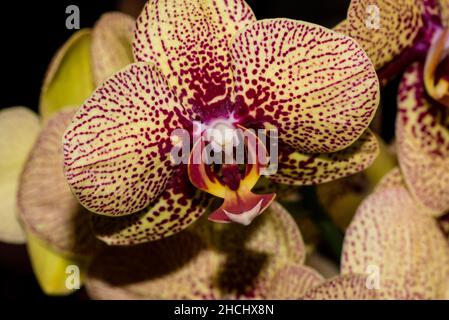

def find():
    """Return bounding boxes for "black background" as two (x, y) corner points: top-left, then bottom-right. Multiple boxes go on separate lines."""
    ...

(0, 0), (353, 300)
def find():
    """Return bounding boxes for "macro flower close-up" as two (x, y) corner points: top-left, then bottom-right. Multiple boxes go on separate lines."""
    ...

(1, 0), (449, 310)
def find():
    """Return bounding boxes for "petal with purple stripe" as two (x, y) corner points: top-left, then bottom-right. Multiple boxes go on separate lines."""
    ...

(397, 62), (449, 215)
(91, 166), (212, 245)
(133, 0), (255, 112)
(63, 62), (190, 216)
(91, 12), (135, 85)
(270, 129), (379, 186)
(85, 202), (305, 299)
(19, 109), (99, 256)
(230, 19), (379, 153)
(346, 0), (426, 70)
(341, 184), (449, 299)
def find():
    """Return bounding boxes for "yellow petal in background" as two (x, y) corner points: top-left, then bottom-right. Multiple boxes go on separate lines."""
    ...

(27, 232), (87, 296)
(39, 29), (94, 120)
(0, 107), (40, 243)
(91, 12), (135, 85)
(341, 183), (449, 299)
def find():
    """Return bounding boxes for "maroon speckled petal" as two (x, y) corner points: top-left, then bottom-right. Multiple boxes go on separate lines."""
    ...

(18, 109), (99, 256)
(341, 184), (449, 299)
(230, 19), (379, 153)
(91, 166), (212, 245)
(301, 274), (383, 300)
(63, 62), (191, 216)
(397, 62), (449, 216)
(270, 129), (379, 186)
(85, 202), (305, 299)
(132, 0), (255, 111)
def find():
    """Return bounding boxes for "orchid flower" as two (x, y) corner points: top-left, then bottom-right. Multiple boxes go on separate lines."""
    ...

(341, 167), (449, 299)
(337, 0), (449, 215)
(0, 12), (135, 294)
(63, 0), (380, 245)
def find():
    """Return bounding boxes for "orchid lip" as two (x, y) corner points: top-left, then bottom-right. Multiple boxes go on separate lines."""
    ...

(187, 124), (275, 225)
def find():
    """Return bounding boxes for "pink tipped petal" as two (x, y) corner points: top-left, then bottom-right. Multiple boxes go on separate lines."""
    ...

(18, 109), (99, 256)
(0, 107), (40, 243)
(86, 202), (305, 299)
(397, 62), (449, 216)
(266, 264), (324, 300)
(341, 185), (449, 299)
(270, 129), (379, 186)
(230, 19), (379, 153)
(346, 0), (426, 70)
(92, 12), (135, 85)
(301, 274), (383, 300)
(91, 167), (211, 245)
(133, 0), (255, 110)
(63, 62), (191, 216)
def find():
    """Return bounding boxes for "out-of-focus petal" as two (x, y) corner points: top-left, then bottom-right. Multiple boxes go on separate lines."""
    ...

(397, 62), (449, 216)
(346, 0), (426, 70)
(133, 0), (255, 111)
(374, 167), (404, 192)
(266, 264), (324, 299)
(333, 19), (347, 33)
(341, 184), (449, 299)
(40, 30), (94, 120)
(27, 232), (87, 296)
(91, 166), (211, 245)
(91, 12), (135, 85)
(0, 107), (40, 243)
(439, 0), (449, 27)
(85, 202), (305, 299)
(270, 130), (379, 186)
(301, 274), (382, 300)
(63, 63), (191, 216)
(230, 19), (379, 153)
(19, 109), (99, 256)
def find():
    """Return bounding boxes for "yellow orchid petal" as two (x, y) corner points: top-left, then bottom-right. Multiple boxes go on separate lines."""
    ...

(63, 62), (192, 216)
(19, 108), (99, 255)
(85, 202), (305, 299)
(333, 19), (347, 33)
(40, 29), (94, 120)
(27, 232), (87, 296)
(346, 0), (426, 70)
(397, 62), (449, 216)
(91, 12), (135, 85)
(316, 135), (396, 230)
(91, 167), (212, 245)
(0, 107), (40, 243)
(265, 264), (324, 300)
(133, 0), (256, 109)
(230, 19), (379, 153)
(439, 0), (449, 27)
(301, 274), (382, 300)
(270, 129), (379, 186)
(341, 183), (449, 299)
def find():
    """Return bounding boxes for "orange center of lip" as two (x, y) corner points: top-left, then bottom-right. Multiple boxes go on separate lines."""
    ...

(187, 124), (275, 225)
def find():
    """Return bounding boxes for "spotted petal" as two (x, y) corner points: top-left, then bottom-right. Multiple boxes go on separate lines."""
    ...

(91, 12), (135, 85)
(19, 109), (99, 256)
(397, 62), (449, 216)
(270, 129), (379, 186)
(0, 107), (40, 243)
(63, 63), (191, 216)
(85, 202), (305, 299)
(346, 0), (427, 70)
(91, 166), (211, 245)
(133, 0), (255, 111)
(341, 184), (449, 299)
(301, 274), (382, 300)
(265, 264), (324, 300)
(40, 30), (94, 120)
(230, 19), (379, 153)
